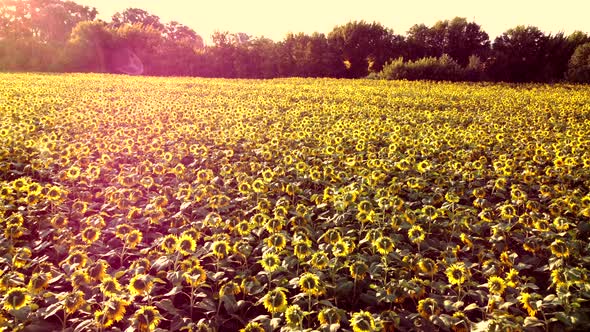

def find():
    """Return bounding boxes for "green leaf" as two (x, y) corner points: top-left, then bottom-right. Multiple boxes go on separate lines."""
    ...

(156, 299), (180, 316)
(524, 316), (545, 328)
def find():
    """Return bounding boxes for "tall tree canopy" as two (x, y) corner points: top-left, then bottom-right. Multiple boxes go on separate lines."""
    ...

(328, 21), (401, 78)
(406, 17), (490, 65)
(489, 25), (547, 82)
(0, 0), (97, 42)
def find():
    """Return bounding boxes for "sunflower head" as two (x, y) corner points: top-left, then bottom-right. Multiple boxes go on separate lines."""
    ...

(3, 287), (30, 311)
(177, 234), (197, 256)
(417, 298), (440, 319)
(212, 240), (231, 259)
(350, 310), (377, 332)
(310, 252), (329, 270)
(161, 234), (178, 254)
(88, 260), (109, 282)
(374, 236), (395, 255)
(128, 274), (153, 296)
(408, 225), (425, 244)
(184, 265), (207, 287)
(298, 272), (323, 296)
(293, 240), (312, 260)
(63, 290), (86, 314)
(100, 276), (122, 297)
(104, 297), (130, 323)
(260, 252), (281, 273)
(285, 304), (305, 328)
(125, 230), (143, 248)
(446, 263), (468, 286)
(133, 305), (162, 331)
(240, 322), (264, 332)
(265, 233), (287, 251)
(487, 275), (506, 295)
(417, 258), (438, 277)
(262, 288), (288, 313)
(350, 261), (369, 280)
(318, 307), (342, 325)
(550, 239), (570, 258)
(28, 272), (51, 294)
(332, 239), (350, 257)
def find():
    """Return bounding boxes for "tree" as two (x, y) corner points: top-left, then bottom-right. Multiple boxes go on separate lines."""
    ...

(406, 17), (489, 65)
(62, 20), (114, 72)
(111, 8), (164, 31)
(488, 25), (548, 82)
(165, 21), (203, 48)
(566, 42), (590, 83)
(328, 21), (399, 78)
(0, 0), (97, 43)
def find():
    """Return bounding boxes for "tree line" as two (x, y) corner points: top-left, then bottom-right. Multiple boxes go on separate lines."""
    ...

(1, 0), (589, 82)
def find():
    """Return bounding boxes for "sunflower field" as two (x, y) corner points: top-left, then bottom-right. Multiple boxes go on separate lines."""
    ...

(1, 73), (590, 332)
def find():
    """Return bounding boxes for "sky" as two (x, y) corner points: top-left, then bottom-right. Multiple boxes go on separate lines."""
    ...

(74, 0), (590, 44)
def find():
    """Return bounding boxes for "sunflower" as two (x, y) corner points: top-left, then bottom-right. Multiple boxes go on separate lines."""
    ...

(350, 310), (377, 332)
(350, 261), (369, 280)
(28, 272), (51, 294)
(81, 226), (101, 244)
(550, 239), (569, 258)
(417, 258), (438, 277)
(3, 287), (30, 310)
(265, 218), (284, 233)
(95, 309), (114, 328)
(408, 225), (425, 244)
(265, 233), (287, 251)
(219, 281), (241, 297)
(332, 239), (350, 257)
(104, 297), (130, 323)
(63, 290), (86, 314)
(310, 251), (330, 270)
(212, 240), (231, 259)
(446, 263), (468, 286)
(417, 298), (440, 319)
(357, 200), (373, 213)
(235, 221), (252, 236)
(240, 322), (265, 332)
(373, 236), (395, 255)
(293, 240), (312, 260)
(126, 230), (143, 248)
(133, 306), (162, 331)
(128, 274), (153, 296)
(12, 247), (32, 268)
(298, 272), (324, 296)
(519, 292), (539, 316)
(505, 268), (519, 288)
(70, 269), (90, 289)
(160, 234), (178, 254)
(184, 266), (207, 287)
(51, 214), (68, 228)
(285, 304), (304, 328)
(262, 288), (288, 313)
(88, 260), (109, 282)
(177, 234), (197, 256)
(260, 252), (281, 273)
(322, 229), (342, 244)
(318, 307), (342, 325)
(452, 311), (470, 332)
(100, 276), (122, 297)
(487, 276), (506, 295)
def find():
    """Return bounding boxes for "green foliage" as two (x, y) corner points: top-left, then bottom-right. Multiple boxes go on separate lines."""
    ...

(378, 54), (477, 81)
(567, 42), (590, 83)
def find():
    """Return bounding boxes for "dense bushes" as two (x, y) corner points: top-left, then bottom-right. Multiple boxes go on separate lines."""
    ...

(378, 54), (484, 81)
(567, 42), (590, 83)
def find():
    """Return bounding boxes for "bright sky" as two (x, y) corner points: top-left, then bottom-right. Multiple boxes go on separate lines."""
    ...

(74, 0), (590, 44)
